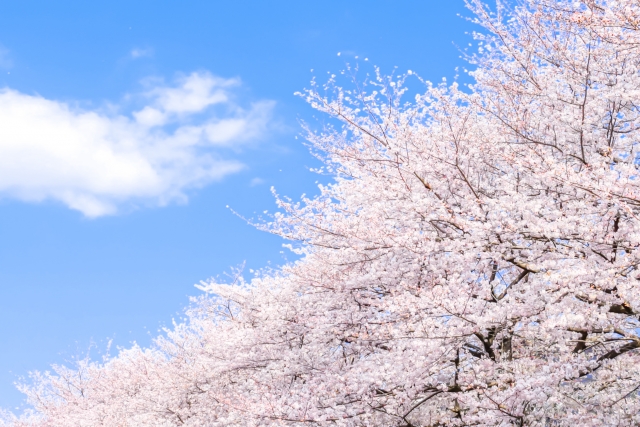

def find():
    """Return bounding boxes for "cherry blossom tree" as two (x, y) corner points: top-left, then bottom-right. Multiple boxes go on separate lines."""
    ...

(5, 0), (640, 425)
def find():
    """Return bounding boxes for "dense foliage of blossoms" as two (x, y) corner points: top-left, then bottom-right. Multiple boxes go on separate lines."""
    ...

(5, 0), (640, 425)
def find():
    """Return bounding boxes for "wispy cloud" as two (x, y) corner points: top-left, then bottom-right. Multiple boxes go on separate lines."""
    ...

(249, 177), (264, 186)
(0, 44), (12, 69)
(130, 48), (153, 59)
(0, 72), (274, 217)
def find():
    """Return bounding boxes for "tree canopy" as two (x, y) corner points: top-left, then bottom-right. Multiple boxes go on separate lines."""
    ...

(6, 0), (640, 425)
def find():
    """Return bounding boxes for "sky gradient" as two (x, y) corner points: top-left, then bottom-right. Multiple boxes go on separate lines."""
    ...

(0, 0), (476, 409)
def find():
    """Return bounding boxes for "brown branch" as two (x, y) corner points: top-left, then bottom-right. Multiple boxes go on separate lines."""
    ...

(474, 329), (497, 361)
(572, 330), (589, 353)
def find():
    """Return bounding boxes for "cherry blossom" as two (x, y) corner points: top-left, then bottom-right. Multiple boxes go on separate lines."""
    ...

(5, 0), (640, 425)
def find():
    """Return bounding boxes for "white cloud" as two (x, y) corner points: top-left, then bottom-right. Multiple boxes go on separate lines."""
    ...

(141, 72), (237, 117)
(0, 72), (274, 217)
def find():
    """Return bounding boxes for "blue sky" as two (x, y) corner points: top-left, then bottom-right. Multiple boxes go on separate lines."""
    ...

(0, 0), (475, 409)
